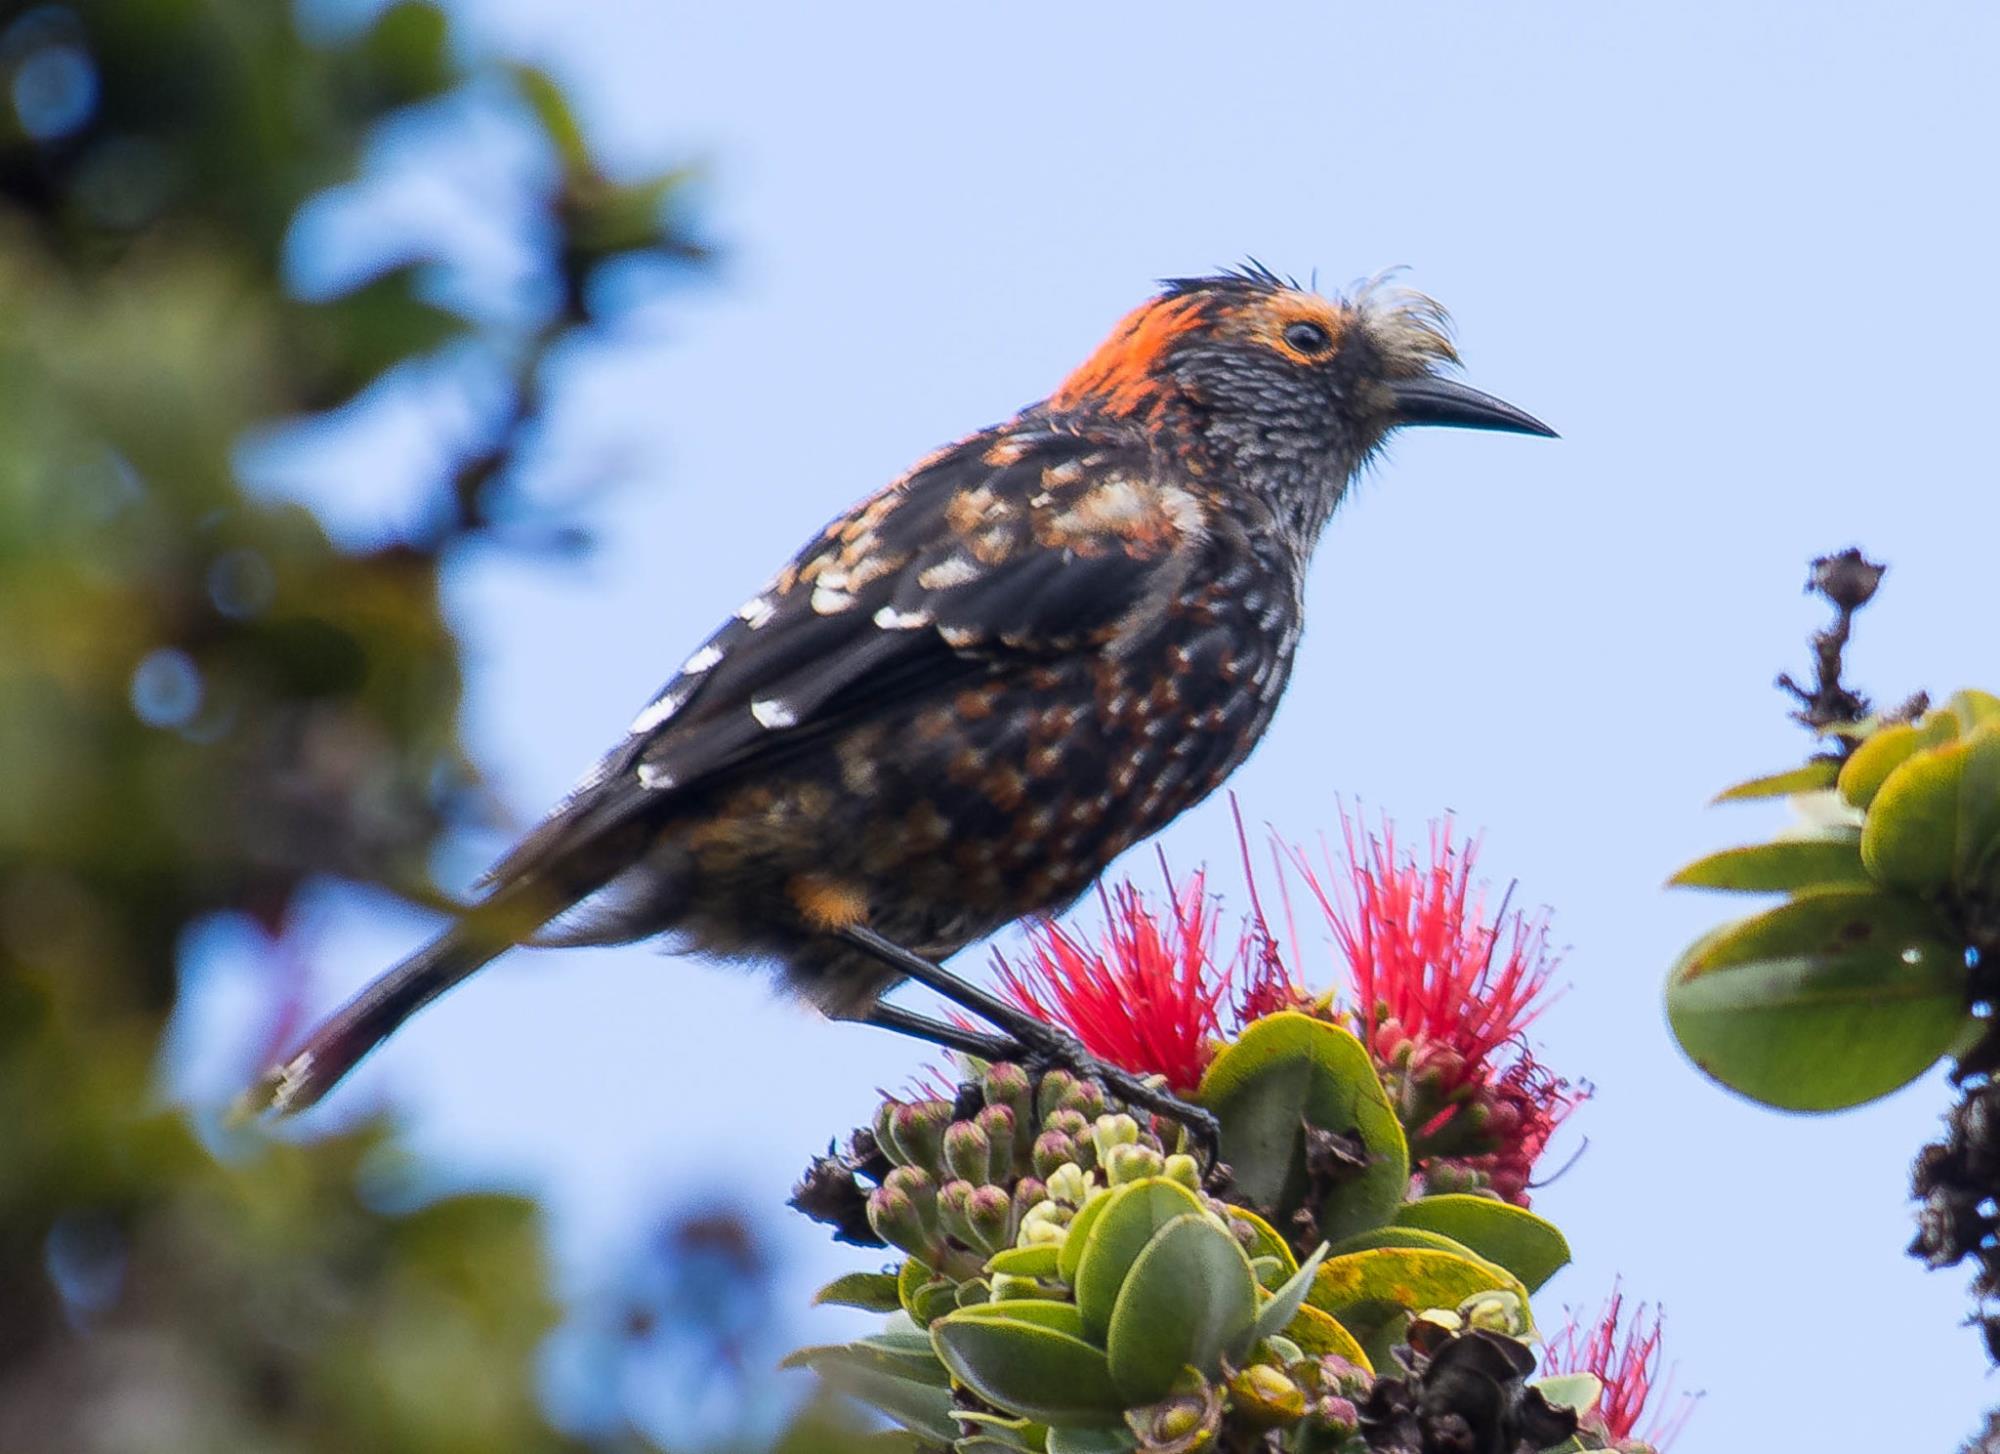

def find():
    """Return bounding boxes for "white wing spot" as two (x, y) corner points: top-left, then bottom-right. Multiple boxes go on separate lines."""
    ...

(873, 605), (931, 631)
(811, 584), (857, 615)
(736, 595), (777, 629)
(682, 643), (724, 674)
(938, 624), (981, 648)
(630, 689), (686, 735)
(751, 697), (799, 730)
(917, 555), (980, 590)
(637, 761), (677, 790)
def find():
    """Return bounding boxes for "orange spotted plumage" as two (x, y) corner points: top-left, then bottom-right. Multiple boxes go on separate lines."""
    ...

(256, 264), (1553, 1117)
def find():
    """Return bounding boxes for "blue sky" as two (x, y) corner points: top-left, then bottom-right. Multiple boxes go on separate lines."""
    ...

(191, 2), (2000, 1447)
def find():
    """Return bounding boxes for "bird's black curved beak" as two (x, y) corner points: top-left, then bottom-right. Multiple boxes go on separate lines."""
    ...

(1390, 375), (1557, 437)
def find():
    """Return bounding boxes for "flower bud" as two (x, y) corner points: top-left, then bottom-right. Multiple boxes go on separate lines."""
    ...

(1125, 1376), (1222, 1453)
(943, 1120), (993, 1186)
(964, 1185), (1014, 1253)
(1460, 1289), (1526, 1335)
(936, 1178), (978, 1248)
(872, 1100), (906, 1166)
(1163, 1153), (1202, 1190)
(1228, 1364), (1307, 1429)
(889, 1099), (953, 1172)
(1043, 1107), (1092, 1140)
(1010, 1176), (1047, 1223)
(1092, 1113), (1141, 1163)
(1105, 1143), (1165, 1185)
(1036, 1069), (1083, 1122)
(975, 1104), (1016, 1182)
(867, 1170), (940, 1261)
(982, 1062), (1035, 1160)
(1032, 1130), (1077, 1179)
(1044, 1161), (1093, 1208)
(1017, 1199), (1069, 1247)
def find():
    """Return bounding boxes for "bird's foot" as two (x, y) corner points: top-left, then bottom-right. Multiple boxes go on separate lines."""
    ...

(836, 922), (1222, 1166)
(1007, 1016), (1222, 1165)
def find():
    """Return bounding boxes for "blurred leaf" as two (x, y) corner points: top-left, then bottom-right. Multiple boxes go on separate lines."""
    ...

(1666, 893), (1970, 1111)
(569, 169), (697, 261)
(1713, 760), (1839, 802)
(1197, 1012), (1408, 1244)
(1228, 1206), (1297, 1287)
(1861, 725), (2000, 894)
(511, 63), (592, 172)
(1104, 1212), (1259, 1402)
(1839, 722), (1926, 810)
(1668, 836), (1870, 895)
(1950, 689), (2000, 731)
(1390, 1196), (1571, 1292)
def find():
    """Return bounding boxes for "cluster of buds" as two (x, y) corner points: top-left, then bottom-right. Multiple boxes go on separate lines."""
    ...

(861, 1063), (1207, 1291)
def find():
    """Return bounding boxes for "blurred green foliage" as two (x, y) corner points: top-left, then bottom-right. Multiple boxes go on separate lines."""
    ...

(0, 2), (870, 1448)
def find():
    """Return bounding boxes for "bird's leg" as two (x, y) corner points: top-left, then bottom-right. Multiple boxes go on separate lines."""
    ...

(836, 924), (1222, 1162)
(863, 1002), (1019, 1062)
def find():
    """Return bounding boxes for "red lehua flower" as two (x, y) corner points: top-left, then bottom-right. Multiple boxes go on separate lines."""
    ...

(1544, 1286), (1695, 1449)
(1303, 815), (1556, 1070)
(1286, 812), (1579, 1204)
(996, 870), (1235, 1093)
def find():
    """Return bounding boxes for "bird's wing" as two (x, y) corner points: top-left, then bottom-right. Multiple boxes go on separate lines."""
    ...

(478, 424), (1206, 891)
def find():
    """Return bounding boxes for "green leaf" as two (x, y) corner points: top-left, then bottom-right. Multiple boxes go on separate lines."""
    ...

(1308, 1247), (1530, 1332)
(570, 170), (698, 259)
(1713, 760), (1839, 802)
(1104, 1213), (1259, 1402)
(898, 1257), (954, 1327)
(987, 1244), (1063, 1280)
(1668, 836), (1870, 895)
(1250, 1241), (1330, 1346)
(1391, 1196), (1572, 1292)
(945, 1299), (1089, 1336)
(1960, 726), (2000, 896)
(1057, 1189), (1112, 1286)
(1950, 690), (2000, 731)
(511, 63), (592, 171)
(1196, 1012), (1409, 1243)
(931, 1310), (1125, 1427)
(1045, 1427), (1139, 1454)
(1282, 1303), (1374, 1372)
(1666, 892), (1971, 1111)
(1840, 722), (1926, 809)
(1531, 1372), (1604, 1416)
(1070, 1178), (1207, 1344)
(814, 1271), (903, 1311)
(1861, 727), (1999, 893)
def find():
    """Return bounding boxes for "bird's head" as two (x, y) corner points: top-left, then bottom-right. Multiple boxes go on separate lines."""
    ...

(1046, 265), (1553, 544)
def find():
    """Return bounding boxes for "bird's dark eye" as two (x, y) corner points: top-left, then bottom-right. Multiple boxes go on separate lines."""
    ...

(1282, 320), (1333, 356)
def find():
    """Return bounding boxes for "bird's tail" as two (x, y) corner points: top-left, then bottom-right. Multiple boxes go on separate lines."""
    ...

(246, 875), (594, 1118)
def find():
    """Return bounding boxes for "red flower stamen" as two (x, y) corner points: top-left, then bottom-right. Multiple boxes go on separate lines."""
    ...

(1294, 815), (1557, 1071)
(1544, 1285), (1695, 1449)
(996, 868), (1235, 1093)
